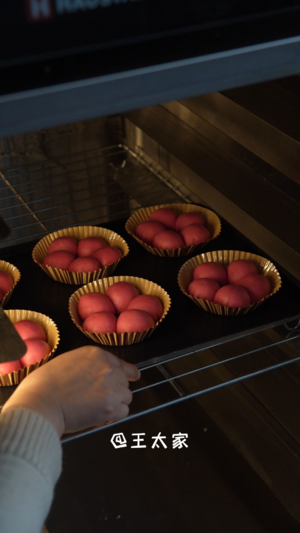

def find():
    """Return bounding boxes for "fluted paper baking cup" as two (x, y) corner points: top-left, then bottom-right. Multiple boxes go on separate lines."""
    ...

(0, 310), (60, 387)
(178, 250), (281, 316)
(32, 226), (129, 285)
(0, 260), (21, 308)
(69, 276), (171, 346)
(125, 203), (221, 257)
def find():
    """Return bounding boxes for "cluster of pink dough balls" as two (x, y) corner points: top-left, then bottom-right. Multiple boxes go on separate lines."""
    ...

(0, 320), (51, 376)
(78, 282), (164, 335)
(188, 259), (272, 308)
(135, 208), (211, 250)
(0, 271), (14, 301)
(43, 236), (122, 273)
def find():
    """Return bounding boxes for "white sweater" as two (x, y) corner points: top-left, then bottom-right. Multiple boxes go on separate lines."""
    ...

(0, 409), (62, 533)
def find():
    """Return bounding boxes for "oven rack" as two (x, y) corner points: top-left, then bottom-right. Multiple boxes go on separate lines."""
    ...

(0, 144), (196, 249)
(1, 143), (300, 444)
(61, 322), (300, 442)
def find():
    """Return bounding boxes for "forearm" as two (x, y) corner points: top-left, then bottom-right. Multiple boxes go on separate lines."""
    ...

(0, 408), (62, 533)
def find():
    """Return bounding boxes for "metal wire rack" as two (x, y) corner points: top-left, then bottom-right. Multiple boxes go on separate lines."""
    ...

(62, 323), (300, 442)
(1, 143), (300, 444)
(0, 144), (194, 248)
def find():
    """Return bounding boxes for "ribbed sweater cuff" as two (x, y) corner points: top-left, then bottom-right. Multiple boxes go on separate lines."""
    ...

(0, 408), (62, 486)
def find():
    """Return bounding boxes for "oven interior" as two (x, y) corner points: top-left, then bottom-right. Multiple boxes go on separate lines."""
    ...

(1, 76), (300, 532)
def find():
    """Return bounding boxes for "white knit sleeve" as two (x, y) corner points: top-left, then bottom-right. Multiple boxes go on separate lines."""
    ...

(0, 408), (62, 533)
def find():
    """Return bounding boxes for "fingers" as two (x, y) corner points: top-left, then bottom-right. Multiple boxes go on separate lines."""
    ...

(97, 386), (132, 425)
(102, 372), (133, 408)
(103, 349), (141, 382)
(119, 360), (141, 382)
(110, 402), (130, 422)
(108, 367), (130, 389)
(120, 386), (133, 406)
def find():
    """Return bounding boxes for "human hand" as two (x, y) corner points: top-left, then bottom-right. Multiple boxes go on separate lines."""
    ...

(1, 346), (140, 437)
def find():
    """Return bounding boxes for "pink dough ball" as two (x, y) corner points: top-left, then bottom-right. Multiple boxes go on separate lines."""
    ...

(77, 237), (107, 257)
(193, 262), (227, 286)
(152, 230), (184, 250)
(180, 224), (211, 247)
(14, 320), (47, 341)
(188, 278), (220, 301)
(117, 309), (155, 334)
(68, 257), (101, 273)
(93, 247), (122, 267)
(236, 274), (271, 304)
(48, 236), (78, 255)
(0, 289), (4, 301)
(135, 221), (165, 245)
(0, 271), (14, 294)
(43, 251), (75, 270)
(83, 312), (117, 334)
(127, 295), (163, 323)
(106, 282), (139, 315)
(0, 360), (22, 376)
(227, 260), (258, 284)
(214, 285), (251, 308)
(20, 340), (51, 368)
(149, 208), (177, 230)
(175, 212), (205, 232)
(78, 293), (116, 320)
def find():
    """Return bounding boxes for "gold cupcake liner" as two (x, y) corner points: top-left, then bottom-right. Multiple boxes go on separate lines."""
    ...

(0, 260), (21, 308)
(0, 310), (60, 387)
(69, 276), (171, 346)
(178, 250), (282, 316)
(32, 226), (129, 285)
(125, 203), (221, 257)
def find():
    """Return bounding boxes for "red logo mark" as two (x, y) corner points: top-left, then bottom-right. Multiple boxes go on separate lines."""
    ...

(25, 0), (54, 22)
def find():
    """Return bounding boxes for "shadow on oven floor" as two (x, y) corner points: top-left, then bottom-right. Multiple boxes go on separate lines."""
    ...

(47, 383), (300, 533)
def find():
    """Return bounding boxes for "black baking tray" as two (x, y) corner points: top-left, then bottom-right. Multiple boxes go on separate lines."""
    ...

(1, 216), (300, 370)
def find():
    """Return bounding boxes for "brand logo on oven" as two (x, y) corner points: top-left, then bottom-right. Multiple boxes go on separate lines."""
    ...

(25, 0), (140, 22)
(25, 0), (54, 21)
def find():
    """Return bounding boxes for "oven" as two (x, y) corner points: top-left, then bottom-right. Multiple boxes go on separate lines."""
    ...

(1, 2), (300, 532)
